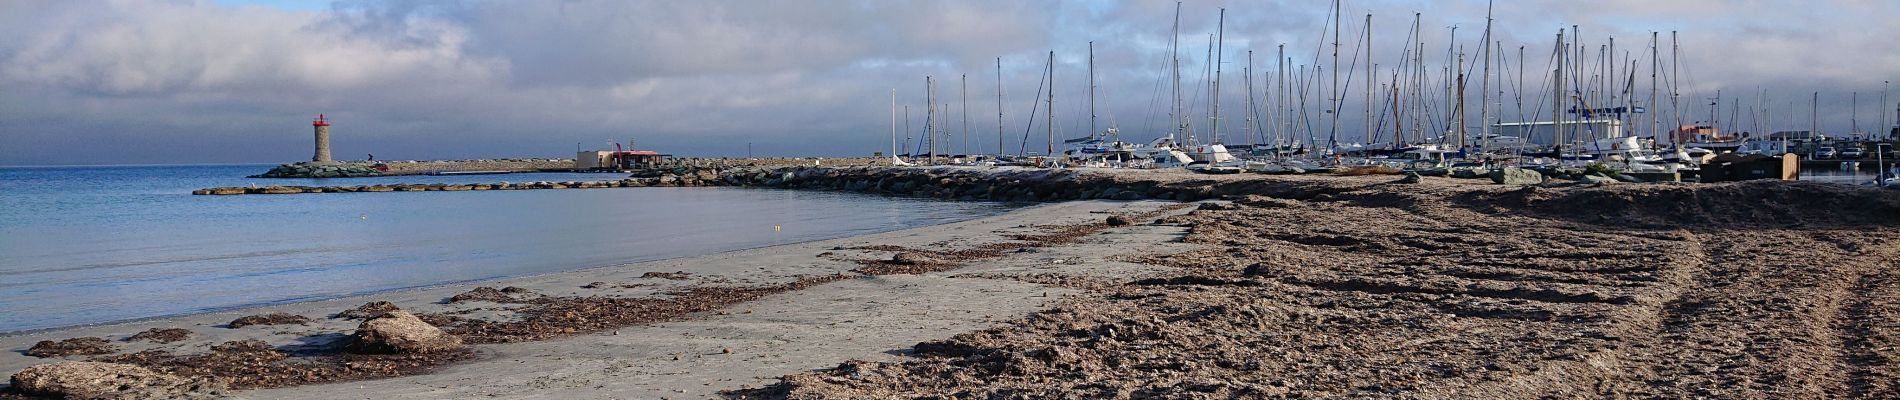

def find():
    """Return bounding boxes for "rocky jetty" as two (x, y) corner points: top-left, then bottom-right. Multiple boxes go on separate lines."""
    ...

(249, 159), (575, 178)
(250, 162), (386, 178)
(198, 166), (1226, 201)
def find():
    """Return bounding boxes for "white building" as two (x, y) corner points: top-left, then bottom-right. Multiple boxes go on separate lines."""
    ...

(1490, 119), (1626, 147)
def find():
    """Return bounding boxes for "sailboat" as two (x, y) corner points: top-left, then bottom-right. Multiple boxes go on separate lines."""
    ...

(1063, 42), (1145, 168)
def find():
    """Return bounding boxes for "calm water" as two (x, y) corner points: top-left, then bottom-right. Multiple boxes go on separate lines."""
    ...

(1800, 160), (1898, 185)
(0, 165), (1014, 333)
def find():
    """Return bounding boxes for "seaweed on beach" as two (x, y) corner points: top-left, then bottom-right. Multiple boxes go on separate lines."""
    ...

(640, 271), (694, 280)
(429, 274), (852, 344)
(847, 205), (1191, 276)
(91, 339), (473, 390)
(734, 178), (1900, 399)
(227, 313), (310, 328)
(23, 337), (117, 358)
(446, 287), (538, 303)
(127, 328), (193, 344)
(331, 301), (402, 320)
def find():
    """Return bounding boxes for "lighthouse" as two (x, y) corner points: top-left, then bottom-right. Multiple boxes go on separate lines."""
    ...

(312, 114), (334, 164)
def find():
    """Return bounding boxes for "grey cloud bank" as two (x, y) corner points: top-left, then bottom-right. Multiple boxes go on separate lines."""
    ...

(1, 0), (1895, 165)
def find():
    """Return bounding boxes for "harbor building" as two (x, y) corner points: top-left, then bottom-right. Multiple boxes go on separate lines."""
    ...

(576, 149), (668, 171)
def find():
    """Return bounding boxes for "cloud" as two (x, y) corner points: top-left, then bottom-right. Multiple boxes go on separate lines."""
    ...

(2, 0), (1897, 165)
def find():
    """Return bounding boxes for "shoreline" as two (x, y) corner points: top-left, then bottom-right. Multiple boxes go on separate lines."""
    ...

(0, 193), (1019, 337)
(2, 199), (1190, 397)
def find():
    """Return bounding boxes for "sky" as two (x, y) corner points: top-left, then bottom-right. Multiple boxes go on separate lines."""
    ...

(2, 0), (1897, 165)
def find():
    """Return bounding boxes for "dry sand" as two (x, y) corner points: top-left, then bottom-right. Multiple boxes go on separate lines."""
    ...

(2, 199), (1193, 399)
(738, 174), (1900, 399)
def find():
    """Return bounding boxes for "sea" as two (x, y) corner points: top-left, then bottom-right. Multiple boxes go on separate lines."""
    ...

(0, 165), (1015, 333)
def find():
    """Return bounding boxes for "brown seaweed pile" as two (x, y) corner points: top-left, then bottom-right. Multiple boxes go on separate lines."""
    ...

(427, 274), (852, 343)
(736, 180), (1900, 399)
(23, 337), (117, 358)
(126, 328), (192, 344)
(226, 313), (310, 328)
(330, 301), (401, 320)
(91, 339), (473, 390)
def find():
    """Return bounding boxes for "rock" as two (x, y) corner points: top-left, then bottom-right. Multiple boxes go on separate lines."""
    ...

(1396, 172), (1423, 184)
(1110, 191), (1145, 200)
(1105, 215), (1132, 226)
(1613, 173), (1644, 183)
(344, 311), (465, 354)
(9, 361), (225, 399)
(1489, 167), (1545, 185)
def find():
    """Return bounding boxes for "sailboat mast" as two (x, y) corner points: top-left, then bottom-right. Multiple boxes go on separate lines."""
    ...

(1478, 0), (1493, 152)
(1650, 32), (1659, 142)
(1046, 50), (1055, 157)
(1089, 41), (1096, 140)
(1883, 81), (1892, 137)
(926, 76), (936, 164)
(1247, 51), (1256, 148)
(1811, 91), (1819, 140)
(1277, 44), (1286, 151)
(1670, 31), (1681, 133)
(1212, 9), (1226, 144)
(1392, 78), (1403, 149)
(1410, 13), (1422, 144)
(1328, 0), (1340, 150)
(1456, 50), (1467, 150)
(891, 89), (897, 164)
(961, 74), (968, 158)
(996, 57), (1004, 157)
(1554, 30), (1566, 155)
(1364, 13), (1373, 149)
(1171, 2), (1183, 144)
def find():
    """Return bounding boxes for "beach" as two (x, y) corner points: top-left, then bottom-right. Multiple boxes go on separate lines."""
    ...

(6, 169), (1900, 398)
(2, 194), (1192, 398)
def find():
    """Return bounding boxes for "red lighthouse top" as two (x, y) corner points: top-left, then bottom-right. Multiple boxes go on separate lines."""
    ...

(312, 114), (330, 127)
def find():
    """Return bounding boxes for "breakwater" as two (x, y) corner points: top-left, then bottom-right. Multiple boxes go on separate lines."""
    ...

(195, 165), (1900, 228)
(251, 159), (576, 178)
(197, 166), (1231, 201)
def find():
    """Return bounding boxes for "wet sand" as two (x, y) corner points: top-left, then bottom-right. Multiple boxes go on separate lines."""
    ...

(2, 199), (1193, 398)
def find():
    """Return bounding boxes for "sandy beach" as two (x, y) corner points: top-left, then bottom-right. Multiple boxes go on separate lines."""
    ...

(7, 169), (1900, 399)
(2, 196), (1193, 399)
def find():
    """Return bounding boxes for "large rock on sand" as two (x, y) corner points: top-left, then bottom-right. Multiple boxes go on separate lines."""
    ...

(1489, 167), (1545, 185)
(10, 361), (224, 399)
(345, 311), (464, 354)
